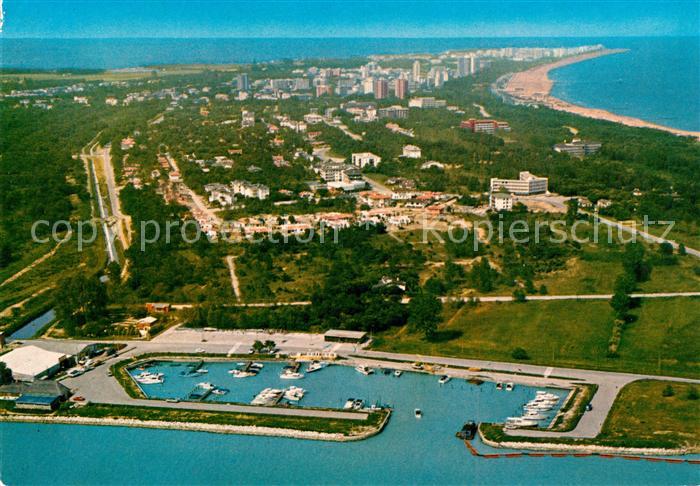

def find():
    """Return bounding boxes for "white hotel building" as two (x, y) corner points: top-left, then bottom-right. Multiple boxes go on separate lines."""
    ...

(489, 171), (548, 195)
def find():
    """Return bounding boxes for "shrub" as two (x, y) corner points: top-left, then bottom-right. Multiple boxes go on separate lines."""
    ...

(511, 347), (530, 360)
(662, 385), (675, 397)
(687, 387), (699, 401)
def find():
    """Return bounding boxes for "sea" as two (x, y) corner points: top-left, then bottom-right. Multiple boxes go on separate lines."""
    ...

(1, 36), (698, 131)
(1, 363), (697, 485)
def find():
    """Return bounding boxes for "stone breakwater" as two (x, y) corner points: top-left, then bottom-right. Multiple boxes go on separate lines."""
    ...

(478, 427), (694, 456)
(0, 411), (390, 442)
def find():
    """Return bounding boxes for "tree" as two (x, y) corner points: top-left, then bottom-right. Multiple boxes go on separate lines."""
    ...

(251, 340), (265, 353)
(408, 291), (442, 339)
(54, 272), (108, 328)
(610, 289), (631, 319)
(565, 198), (579, 225)
(662, 385), (675, 397)
(511, 347), (530, 360)
(513, 288), (527, 303)
(0, 362), (12, 385)
(659, 242), (674, 256)
(678, 243), (687, 256)
(622, 243), (652, 282)
(687, 387), (699, 400)
(106, 261), (121, 282)
(539, 284), (548, 295)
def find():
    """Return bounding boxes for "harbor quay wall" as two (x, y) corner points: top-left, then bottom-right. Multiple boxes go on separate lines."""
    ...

(478, 427), (693, 456)
(0, 409), (391, 442)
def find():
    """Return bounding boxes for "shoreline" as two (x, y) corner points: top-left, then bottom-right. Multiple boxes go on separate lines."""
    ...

(501, 49), (700, 140)
(0, 409), (390, 442)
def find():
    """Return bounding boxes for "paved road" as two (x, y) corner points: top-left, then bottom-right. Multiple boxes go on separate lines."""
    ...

(82, 145), (118, 264)
(99, 145), (130, 249)
(589, 212), (700, 259)
(442, 291), (700, 303)
(362, 175), (393, 196)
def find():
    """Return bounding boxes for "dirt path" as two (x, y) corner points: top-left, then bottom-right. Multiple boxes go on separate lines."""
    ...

(225, 256), (242, 301)
(0, 240), (66, 288)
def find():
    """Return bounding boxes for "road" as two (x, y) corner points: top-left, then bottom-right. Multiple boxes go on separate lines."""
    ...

(588, 212), (700, 259)
(362, 175), (393, 196)
(99, 145), (131, 249)
(81, 144), (118, 264)
(442, 291), (700, 304)
(0, 240), (66, 288)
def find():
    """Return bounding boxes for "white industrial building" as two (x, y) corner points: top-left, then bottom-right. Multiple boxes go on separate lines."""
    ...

(0, 345), (72, 382)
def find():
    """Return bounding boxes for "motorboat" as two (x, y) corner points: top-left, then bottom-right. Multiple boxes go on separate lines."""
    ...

(195, 369), (209, 374)
(251, 388), (284, 406)
(229, 369), (256, 378)
(284, 386), (306, 401)
(411, 363), (423, 370)
(251, 363), (265, 369)
(505, 382), (514, 391)
(438, 375), (451, 385)
(355, 365), (374, 376)
(212, 388), (229, 395)
(414, 408), (423, 419)
(352, 399), (365, 410)
(135, 371), (164, 384)
(455, 421), (478, 440)
(394, 370), (403, 377)
(343, 398), (355, 410)
(280, 371), (305, 380)
(196, 382), (215, 390)
(496, 382), (503, 390)
(306, 361), (328, 373)
(523, 411), (546, 420)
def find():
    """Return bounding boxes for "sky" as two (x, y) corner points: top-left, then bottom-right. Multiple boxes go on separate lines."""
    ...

(1, 0), (699, 38)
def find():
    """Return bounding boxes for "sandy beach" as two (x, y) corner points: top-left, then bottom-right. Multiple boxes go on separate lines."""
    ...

(502, 49), (700, 140)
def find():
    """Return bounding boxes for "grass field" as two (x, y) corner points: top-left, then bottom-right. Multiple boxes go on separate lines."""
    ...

(372, 298), (700, 378)
(598, 380), (700, 450)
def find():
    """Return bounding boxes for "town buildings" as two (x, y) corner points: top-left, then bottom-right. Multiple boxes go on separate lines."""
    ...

(373, 79), (389, 100)
(409, 97), (447, 109)
(351, 152), (382, 168)
(377, 105), (409, 119)
(490, 171), (548, 195)
(553, 139), (602, 157)
(460, 118), (511, 134)
(490, 187), (514, 211)
(394, 78), (408, 99)
(402, 145), (422, 159)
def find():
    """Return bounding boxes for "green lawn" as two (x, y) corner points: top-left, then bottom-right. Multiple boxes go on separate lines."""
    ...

(599, 380), (700, 450)
(373, 298), (700, 378)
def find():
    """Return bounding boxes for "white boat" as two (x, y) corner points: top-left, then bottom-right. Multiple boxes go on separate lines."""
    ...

(496, 382), (503, 390)
(251, 363), (264, 369)
(505, 382), (514, 391)
(352, 399), (364, 410)
(394, 370), (403, 377)
(284, 386), (305, 401)
(195, 369), (208, 374)
(414, 408), (422, 419)
(212, 388), (229, 395)
(306, 361), (328, 373)
(343, 398), (355, 410)
(280, 371), (304, 380)
(438, 375), (451, 385)
(523, 412), (546, 420)
(196, 382), (215, 390)
(229, 369), (256, 378)
(355, 365), (374, 376)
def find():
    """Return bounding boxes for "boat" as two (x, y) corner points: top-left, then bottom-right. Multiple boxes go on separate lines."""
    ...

(229, 369), (256, 378)
(284, 386), (305, 401)
(343, 398), (355, 410)
(196, 382), (215, 390)
(496, 382), (503, 390)
(134, 371), (165, 384)
(352, 399), (365, 410)
(212, 388), (229, 395)
(455, 421), (478, 440)
(394, 370), (403, 377)
(305, 361), (328, 373)
(251, 363), (265, 369)
(505, 382), (514, 391)
(251, 388), (284, 406)
(414, 408), (422, 419)
(411, 363), (423, 370)
(355, 365), (374, 376)
(280, 371), (305, 380)
(195, 369), (209, 374)
(523, 412), (546, 420)
(438, 375), (451, 385)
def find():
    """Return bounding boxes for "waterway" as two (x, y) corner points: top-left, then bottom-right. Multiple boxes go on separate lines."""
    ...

(1, 361), (697, 484)
(7, 309), (55, 340)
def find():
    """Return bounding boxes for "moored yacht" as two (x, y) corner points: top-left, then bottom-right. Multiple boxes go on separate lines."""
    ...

(355, 365), (374, 376)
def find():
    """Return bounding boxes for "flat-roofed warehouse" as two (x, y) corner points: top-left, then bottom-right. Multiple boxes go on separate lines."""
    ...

(323, 330), (368, 344)
(0, 345), (72, 382)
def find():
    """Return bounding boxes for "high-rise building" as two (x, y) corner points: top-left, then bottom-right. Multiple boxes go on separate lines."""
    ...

(363, 77), (374, 95)
(457, 57), (469, 77)
(374, 79), (388, 100)
(394, 78), (408, 99)
(412, 60), (421, 82)
(469, 56), (477, 75)
(236, 73), (250, 91)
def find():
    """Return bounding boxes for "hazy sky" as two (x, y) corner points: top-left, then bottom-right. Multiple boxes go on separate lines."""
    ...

(2, 0), (699, 38)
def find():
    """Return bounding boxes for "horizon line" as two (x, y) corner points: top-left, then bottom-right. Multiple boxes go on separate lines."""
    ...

(2, 34), (699, 40)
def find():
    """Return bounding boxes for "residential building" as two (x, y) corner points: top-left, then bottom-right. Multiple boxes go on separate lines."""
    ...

(490, 171), (548, 195)
(394, 78), (408, 99)
(460, 118), (511, 133)
(237, 73), (250, 91)
(408, 97), (447, 109)
(412, 60), (421, 82)
(315, 85), (333, 97)
(402, 145), (422, 159)
(373, 79), (389, 99)
(352, 152), (382, 168)
(120, 137), (136, 151)
(553, 139), (602, 157)
(241, 110), (255, 128)
(231, 180), (270, 200)
(377, 105), (409, 119)
(490, 187), (513, 211)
